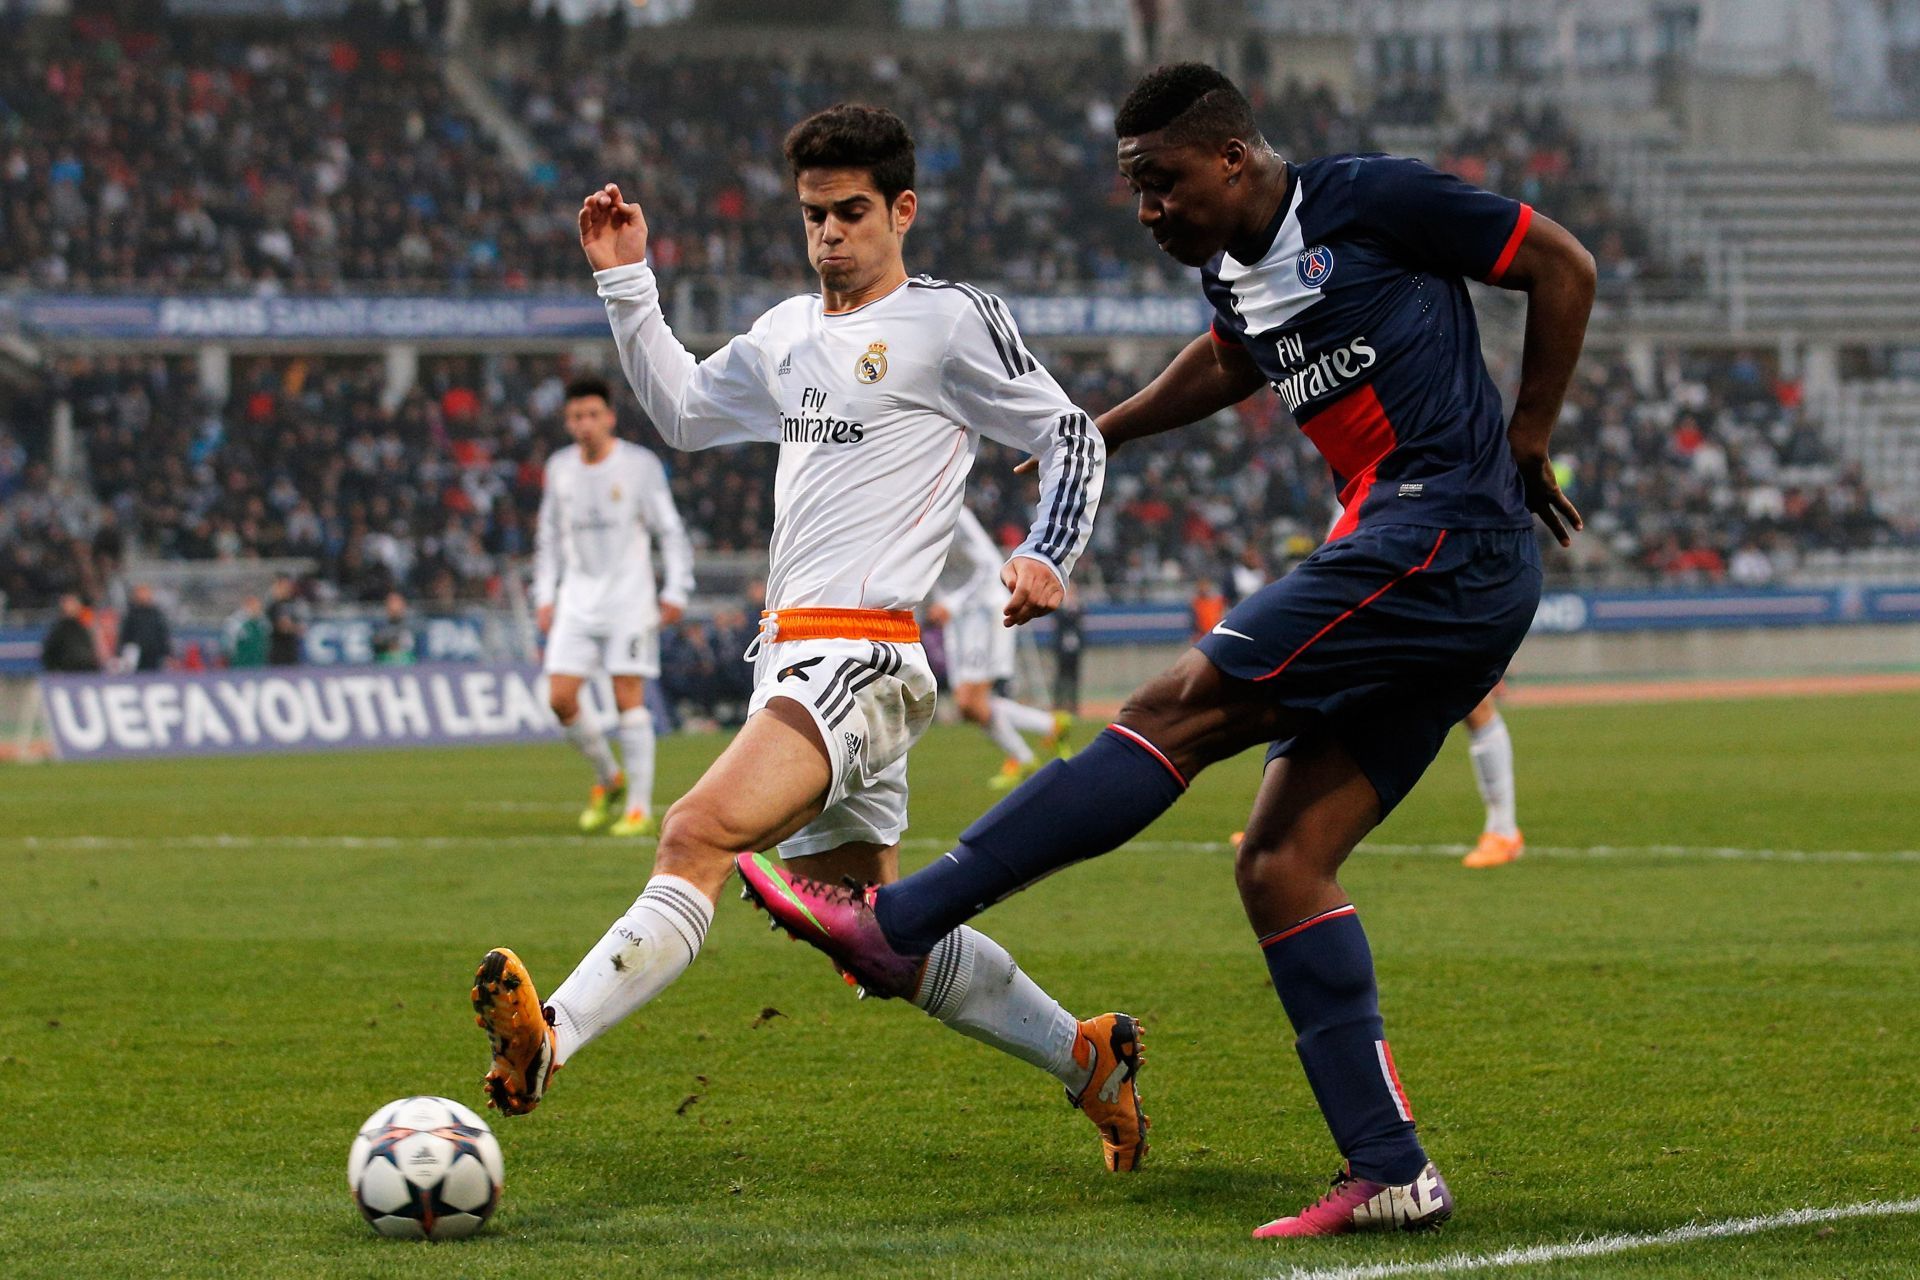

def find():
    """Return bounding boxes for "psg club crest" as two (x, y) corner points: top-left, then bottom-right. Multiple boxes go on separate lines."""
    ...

(1296, 245), (1335, 289)
(855, 341), (889, 384)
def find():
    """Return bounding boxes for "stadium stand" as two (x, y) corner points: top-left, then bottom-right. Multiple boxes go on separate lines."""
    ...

(1608, 148), (1920, 331)
(0, 15), (579, 287)
(2, 16), (1652, 290)
(4, 12), (1916, 630)
(8, 338), (1908, 617)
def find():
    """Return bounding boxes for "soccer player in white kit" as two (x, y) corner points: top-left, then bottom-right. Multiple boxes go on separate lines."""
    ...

(928, 506), (1071, 789)
(473, 104), (1149, 1171)
(534, 377), (695, 837)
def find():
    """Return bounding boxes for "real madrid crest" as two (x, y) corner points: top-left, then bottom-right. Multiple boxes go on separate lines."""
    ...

(855, 341), (888, 385)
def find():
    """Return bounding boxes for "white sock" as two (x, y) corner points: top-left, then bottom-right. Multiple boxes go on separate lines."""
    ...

(1468, 712), (1519, 837)
(545, 875), (712, 1064)
(563, 715), (621, 787)
(617, 706), (656, 817)
(984, 705), (1036, 765)
(913, 926), (1087, 1090)
(993, 697), (1056, 736)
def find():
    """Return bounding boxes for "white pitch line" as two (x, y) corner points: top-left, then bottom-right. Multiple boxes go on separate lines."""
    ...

(1272, 1196), (1920, 1280)
(1357, 842), (1920, 865)
(4, 835), (1920, 864)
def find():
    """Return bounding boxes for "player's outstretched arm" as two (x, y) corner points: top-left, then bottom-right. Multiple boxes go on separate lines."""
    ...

(1487, 211), (1595, 547)
(585, 182), (779, 451)
(1099, 330), (1266, 453)
(1014, 332), (1262, 476)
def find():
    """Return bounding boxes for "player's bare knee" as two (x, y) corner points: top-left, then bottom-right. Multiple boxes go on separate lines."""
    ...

(1119, 655), (1230, 757)
(955, 686), (989, 724)
(1234, 835), (1337, 909)
(655, 800), (737, 883)
(1116, 673), (1185, 741)
(549, 693), (579, 724)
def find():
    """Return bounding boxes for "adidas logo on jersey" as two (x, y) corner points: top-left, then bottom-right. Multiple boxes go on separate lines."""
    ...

(777, 352), (792, 375)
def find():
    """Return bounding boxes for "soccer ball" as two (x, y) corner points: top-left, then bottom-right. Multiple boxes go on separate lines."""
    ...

(347, 1096), (504, 1240)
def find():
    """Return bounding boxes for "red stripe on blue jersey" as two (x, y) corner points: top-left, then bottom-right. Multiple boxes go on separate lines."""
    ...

(1300, 383), (1397, 541)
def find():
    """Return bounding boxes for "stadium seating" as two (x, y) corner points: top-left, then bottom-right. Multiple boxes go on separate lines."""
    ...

(4, 13), (1913, 620)
(1612, 150), (1920, 329)
(7, 340), (1904, 615)
(2, 15), (1653, 292)
(1816, 378), (1920, 520)
(0, 18), (578, 287)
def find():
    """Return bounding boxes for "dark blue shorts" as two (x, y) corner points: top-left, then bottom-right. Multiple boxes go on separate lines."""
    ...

(1195, 524), (1541, 815)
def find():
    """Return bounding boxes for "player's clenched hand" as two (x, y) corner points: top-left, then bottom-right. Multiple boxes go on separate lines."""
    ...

(537, 604), (555, 634)
(659, 602), (684, 626)
(1001, 556), (1063, 627)
(1515, 450), (1583, 547)
(579, 183), (648, 272)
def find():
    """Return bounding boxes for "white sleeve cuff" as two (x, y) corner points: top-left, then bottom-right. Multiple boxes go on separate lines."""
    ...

(1006, 552), (1066, 590)
(593, 261), (656, 299)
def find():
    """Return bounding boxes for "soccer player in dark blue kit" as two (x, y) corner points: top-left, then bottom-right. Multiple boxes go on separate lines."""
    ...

(740, 63), (1595, 1238)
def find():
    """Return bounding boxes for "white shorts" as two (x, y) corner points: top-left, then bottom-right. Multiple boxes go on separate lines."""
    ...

(543, 613), (660, 679)
(746, 637), (937, 859)
(944, 604), (1016, 687)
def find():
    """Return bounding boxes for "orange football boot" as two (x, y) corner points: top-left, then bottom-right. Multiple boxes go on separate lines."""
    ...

(1462, 830), (1524, 868)
(1068, 1013), (1149, 1171)
(471, 947), (559, 1115)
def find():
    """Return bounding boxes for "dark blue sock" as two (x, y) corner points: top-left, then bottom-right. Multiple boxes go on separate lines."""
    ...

(874, 726), (1186, 951)
(1261, 906), (1428, 1184)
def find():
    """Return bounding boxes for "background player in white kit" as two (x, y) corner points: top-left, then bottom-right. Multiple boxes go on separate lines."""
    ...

(473, 104), (1149, 1171)
(928, 506), (1071, 790)
(533, 378), (695, 837)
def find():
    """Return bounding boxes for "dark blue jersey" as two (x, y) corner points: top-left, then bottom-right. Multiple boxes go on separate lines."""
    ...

(1202, 153), (1534, 539)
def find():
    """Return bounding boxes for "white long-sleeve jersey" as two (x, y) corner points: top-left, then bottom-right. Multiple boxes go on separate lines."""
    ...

(595, 262), (1103, 614)
(533, 438), (695, 629)
(932, 506), (1011, 614)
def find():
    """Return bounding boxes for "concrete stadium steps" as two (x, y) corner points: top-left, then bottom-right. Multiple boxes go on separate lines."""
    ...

(1635, 152), (1920, 331)
(1817, 379), (1920, 515)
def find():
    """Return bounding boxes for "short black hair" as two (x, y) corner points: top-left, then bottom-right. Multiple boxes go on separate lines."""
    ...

(564, 375), (613, 405)
(1115, 63), (1261, 148)
(783, 104), (916, 206)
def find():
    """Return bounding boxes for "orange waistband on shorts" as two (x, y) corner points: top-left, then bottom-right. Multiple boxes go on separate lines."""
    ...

(759, 607), (920, 644)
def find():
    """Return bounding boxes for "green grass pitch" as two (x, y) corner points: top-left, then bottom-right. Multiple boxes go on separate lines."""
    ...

(3, 693), (1918, 1278)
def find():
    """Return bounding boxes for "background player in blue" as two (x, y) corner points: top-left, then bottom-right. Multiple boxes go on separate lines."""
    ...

(740, 63), (1595, 1238)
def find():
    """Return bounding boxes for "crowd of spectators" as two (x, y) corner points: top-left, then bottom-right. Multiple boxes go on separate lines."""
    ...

(0, 435), (114, 611)
(12, 342), (1908, 624)
(42, 352), (564, 610)
(1550, 351), (1897, 586)
(1, 9), (577, 289)
(0, 11), (1884, 630)
(491, 50), (1386, 294)
(4, 12), (1656, 293)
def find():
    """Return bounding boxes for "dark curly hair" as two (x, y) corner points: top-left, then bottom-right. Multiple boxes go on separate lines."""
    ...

(783, 104), (916, 205)
(563, 375), (613, 405)
(1115, 63), (1261, 147)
